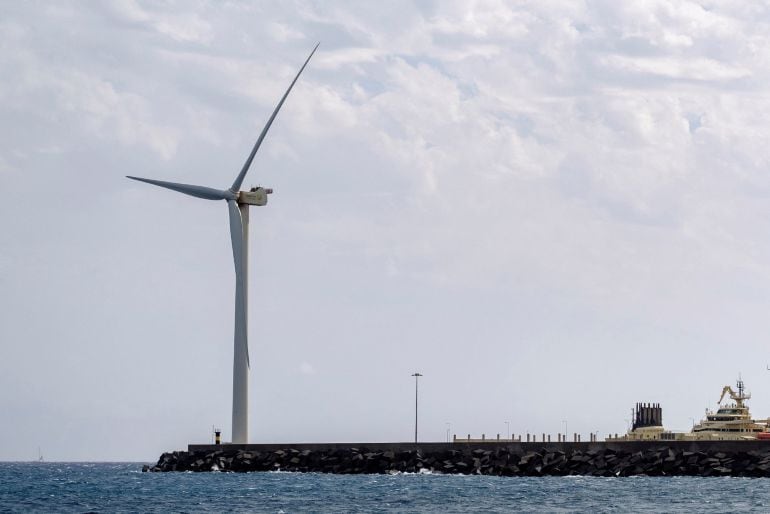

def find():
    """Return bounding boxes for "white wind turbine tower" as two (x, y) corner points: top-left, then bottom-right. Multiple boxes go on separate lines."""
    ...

(128, 44), (318, 444)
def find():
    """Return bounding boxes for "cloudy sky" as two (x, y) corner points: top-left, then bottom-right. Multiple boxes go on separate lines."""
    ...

(4, 0), (770, 461)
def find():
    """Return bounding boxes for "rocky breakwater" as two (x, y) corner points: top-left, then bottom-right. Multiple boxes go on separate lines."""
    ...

(145, 445), (770, 477)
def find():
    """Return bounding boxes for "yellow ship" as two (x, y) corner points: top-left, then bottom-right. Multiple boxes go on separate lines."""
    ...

(610, 378), (769, 441)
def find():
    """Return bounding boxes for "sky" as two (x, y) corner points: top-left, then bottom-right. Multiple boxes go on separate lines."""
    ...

(4, 0), (770, 461)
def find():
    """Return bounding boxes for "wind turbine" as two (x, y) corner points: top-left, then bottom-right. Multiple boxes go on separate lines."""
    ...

(128, 44), (319, 444)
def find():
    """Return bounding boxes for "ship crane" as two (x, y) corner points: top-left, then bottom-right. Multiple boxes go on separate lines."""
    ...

(717, 378), (751, 408)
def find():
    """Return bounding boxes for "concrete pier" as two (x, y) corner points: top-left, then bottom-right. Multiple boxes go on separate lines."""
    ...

(187, 439), (770, 454)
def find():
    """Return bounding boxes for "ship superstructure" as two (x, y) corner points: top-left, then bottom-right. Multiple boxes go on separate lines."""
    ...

(690, 378), (766, 439)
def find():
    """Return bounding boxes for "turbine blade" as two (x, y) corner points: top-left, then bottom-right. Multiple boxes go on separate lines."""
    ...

(228, 200), (250, 368)
(228, 200), (244, 290)
(127, 176), (233, 201)
(230, 42), (320, 193)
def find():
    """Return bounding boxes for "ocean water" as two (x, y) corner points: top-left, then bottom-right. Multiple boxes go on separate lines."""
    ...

(0, 463), (768, 512)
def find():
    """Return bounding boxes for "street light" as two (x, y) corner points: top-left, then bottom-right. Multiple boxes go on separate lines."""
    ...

(412, 372), (422, 444)
(446, 422), (451, 443)
(562, 420), (568, 439)
(505, 421), (510, 440)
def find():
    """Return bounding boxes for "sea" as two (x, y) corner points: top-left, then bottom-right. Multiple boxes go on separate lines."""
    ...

(1, 462), (768, 512)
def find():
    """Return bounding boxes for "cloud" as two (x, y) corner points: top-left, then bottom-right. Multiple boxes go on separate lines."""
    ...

(267, 22), (307, 43)
(106, 0), (213, 43)
(602, 55), (750, 81)
(0, 19), (181, 160)
(54, 71), (181, 159)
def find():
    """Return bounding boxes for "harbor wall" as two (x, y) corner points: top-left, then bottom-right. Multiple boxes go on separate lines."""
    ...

(146, 440), (770, 476)
(187, 440), (770, 453)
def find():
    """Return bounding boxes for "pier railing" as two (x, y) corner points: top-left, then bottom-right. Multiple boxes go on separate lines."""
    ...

(454, 433), (608, 443)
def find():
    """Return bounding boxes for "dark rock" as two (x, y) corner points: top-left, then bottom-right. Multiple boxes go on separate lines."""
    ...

(146, 444), (770, 477)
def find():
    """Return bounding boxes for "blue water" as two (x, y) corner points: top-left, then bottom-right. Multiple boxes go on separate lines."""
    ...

(0, 463), (768, 512)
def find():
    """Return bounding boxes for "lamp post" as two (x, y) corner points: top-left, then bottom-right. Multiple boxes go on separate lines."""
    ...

(412, 372), (422, 444)
(562, 420), (568, 440)
(505, 421), (510, 440)
(446, 422), (451, 443)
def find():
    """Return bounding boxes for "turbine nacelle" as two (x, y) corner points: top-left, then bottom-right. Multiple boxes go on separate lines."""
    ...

(238, 187), (272, 206)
